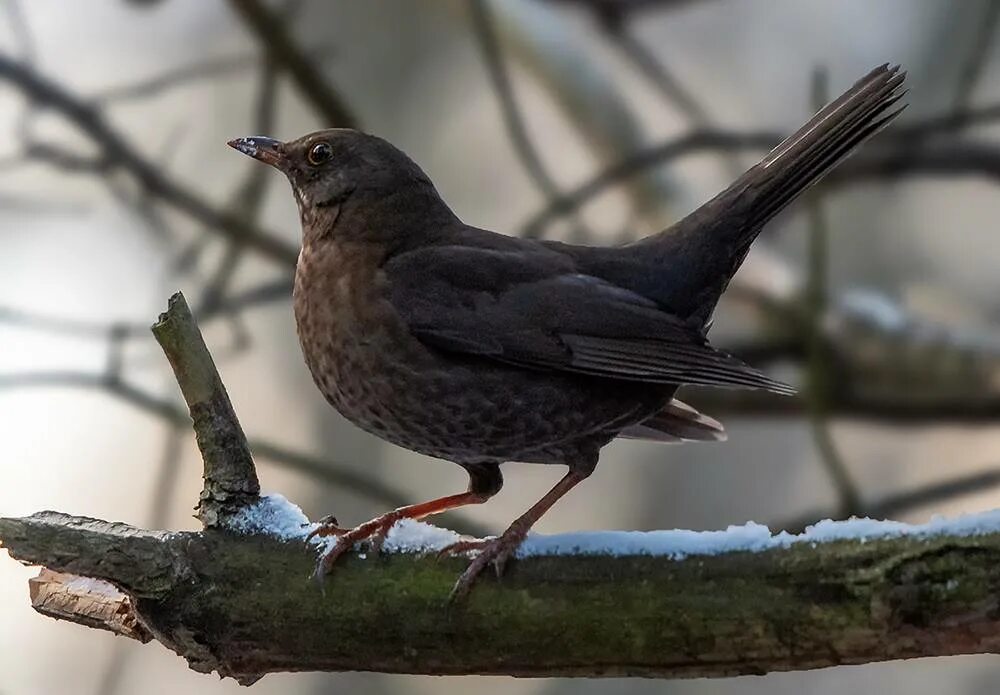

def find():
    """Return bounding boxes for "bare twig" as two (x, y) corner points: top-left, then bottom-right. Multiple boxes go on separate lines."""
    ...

(609, 29), (711, 126)
(93, 53), (263, 104)
(545, 0), (714, 24)
(777, 469), (1000, 534)
(3, 0), (36, 65)
(599, 24), (743, 182)
(90, 47), (335, 106)
(953, 1), (1000, 109)
(519, 129), (776, 237)
(199, 55), (280, 315)
(519, 114), (1000, 238)
(227, 0), (357, 128)
(0, 52), (298, 267)
(0, 279), (292, 340)
(468, 0), (595, 242)
(802, 71), (861, 518)
(151, 293), (260, 526)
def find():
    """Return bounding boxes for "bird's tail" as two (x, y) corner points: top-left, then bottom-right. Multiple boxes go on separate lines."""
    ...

(634, 64), (906, 324)
(735, 64), (905, 231)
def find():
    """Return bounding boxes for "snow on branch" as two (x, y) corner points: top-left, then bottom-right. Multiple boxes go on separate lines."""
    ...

(4, 294), (1000, 685)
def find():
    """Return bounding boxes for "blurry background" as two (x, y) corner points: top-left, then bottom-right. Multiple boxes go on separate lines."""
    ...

(4, 0), (1000, 693)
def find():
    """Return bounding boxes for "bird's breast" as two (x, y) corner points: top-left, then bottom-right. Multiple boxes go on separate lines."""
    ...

(293, 241), (441, 441)
(291, 241), (662, 464)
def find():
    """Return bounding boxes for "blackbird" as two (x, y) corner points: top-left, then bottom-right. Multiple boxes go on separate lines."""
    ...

(229, 64), (905, 599)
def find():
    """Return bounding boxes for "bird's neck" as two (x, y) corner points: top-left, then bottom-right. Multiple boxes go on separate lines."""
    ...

(306, 184), (460, 254)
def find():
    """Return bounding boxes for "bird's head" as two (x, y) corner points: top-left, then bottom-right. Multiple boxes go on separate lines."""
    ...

(228, 128), (455, 247)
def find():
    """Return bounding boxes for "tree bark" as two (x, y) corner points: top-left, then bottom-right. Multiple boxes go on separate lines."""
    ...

(3, 511), (1000, 684)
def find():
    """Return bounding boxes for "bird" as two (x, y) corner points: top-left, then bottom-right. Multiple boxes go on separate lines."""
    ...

(229, 64), (906, 600)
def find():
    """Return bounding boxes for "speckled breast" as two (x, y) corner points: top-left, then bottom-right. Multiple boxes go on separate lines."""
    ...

(292, 242), (658, 465)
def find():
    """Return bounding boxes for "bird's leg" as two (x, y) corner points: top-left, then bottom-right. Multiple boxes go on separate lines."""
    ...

(447, 464), (592, 602)
(310, 464), (502, 582)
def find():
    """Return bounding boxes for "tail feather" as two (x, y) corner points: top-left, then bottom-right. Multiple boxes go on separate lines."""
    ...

(751, 65), (906, 228)
(617, 399), (727, 444)
(629, 64), (907, 324)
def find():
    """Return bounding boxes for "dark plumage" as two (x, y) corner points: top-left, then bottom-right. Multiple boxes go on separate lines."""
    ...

(229, 64), (906, 599)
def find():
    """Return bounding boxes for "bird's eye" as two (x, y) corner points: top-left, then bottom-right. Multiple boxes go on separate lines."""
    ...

(307, 142), (332, 166)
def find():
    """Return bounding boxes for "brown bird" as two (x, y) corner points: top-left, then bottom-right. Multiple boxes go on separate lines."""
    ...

(229, 64), (905, 600)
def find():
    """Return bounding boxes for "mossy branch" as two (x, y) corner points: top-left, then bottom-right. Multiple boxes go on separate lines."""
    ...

(4, 293), (1000, 685)
(4, 511), (1000, 684)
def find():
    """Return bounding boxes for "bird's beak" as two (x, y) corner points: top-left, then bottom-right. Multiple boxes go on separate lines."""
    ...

(227, 136), (287, 170)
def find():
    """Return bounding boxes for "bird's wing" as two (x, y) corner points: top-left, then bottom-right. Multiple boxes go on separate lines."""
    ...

(384, 245), (793, 394)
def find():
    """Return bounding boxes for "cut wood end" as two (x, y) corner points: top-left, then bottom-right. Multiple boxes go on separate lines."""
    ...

(28, 569), (153, 643)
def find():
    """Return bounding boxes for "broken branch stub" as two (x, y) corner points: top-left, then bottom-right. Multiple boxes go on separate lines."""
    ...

(151, 291), (259, 526)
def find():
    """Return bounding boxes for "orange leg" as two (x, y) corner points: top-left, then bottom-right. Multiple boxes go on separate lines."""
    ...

(310, 491), (490, 579)
(447, 469), (589, 602)
(309, 463), (503, 583)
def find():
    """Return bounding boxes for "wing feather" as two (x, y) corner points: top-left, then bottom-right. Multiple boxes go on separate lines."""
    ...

(384, 245), (794, 395)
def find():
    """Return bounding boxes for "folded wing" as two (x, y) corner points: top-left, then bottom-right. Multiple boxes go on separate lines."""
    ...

(384, 245), (793, 395)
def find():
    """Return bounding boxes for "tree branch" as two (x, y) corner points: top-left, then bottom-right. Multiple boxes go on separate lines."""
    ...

(5, 293), (1000, 684)
(468, 0), (595, 242)
(151, 292), (260, 525)
(519, 122), (1000, 238)
(0, 52), (298, 267)
(6, 509), (1000, 683)
(227, 0), (357, 128)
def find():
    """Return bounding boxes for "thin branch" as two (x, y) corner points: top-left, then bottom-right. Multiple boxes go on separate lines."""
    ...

(896, 103), (1000, 140)
(92, 52), (263, 105)
(468, 0), (595, 242)
(608, 29), (711, 126)
(804, 201), (861, 515)
(603, 24), (746, 183)
(519, 113), (1000, 237)
(151, 292), (260, 525)
(198, 54), (280, 317)
(0, 278), (293, 340)
(870, 470), (1000, 518)
(0, 52), (298, 267)
(519, 129), (777, 237)
(545, 0), (714, 23)
(3, 0), (36, 65)
(953, 1), (1000, 109)
(776, 469), (1000, 534)
(803, 71), (861, 518)
(227, 0), (358, 128)
(90, 47), (335, 106)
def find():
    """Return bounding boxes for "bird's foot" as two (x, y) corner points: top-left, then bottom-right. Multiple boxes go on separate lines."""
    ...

(308, 510), (405, 583)
(434, 535), (496, 559)
(304, 514), (347, 540)
(447, 521), (529, 602)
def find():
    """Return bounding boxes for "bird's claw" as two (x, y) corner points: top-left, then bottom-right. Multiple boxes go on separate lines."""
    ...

(310, 512), (404, 583)
(433, 536), (496, 560)
(305, 514), (347, 543)
(448, 527), (527, 603)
